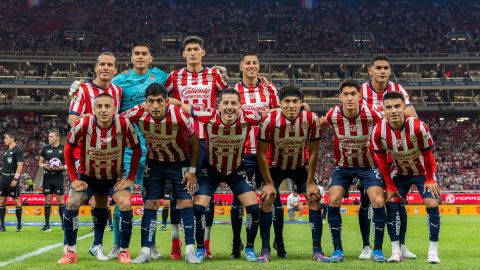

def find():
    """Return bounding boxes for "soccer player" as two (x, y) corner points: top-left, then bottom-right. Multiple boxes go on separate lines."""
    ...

(371, 92), (441, 264)
(108, 43), (169, 260)
(67, 52), (123, 260)
(323, 78), (387, 263)
(39, 129), (66, 232)
(257, 85), (323, 262)
(0, 132), (24, 232)
(165, 35), (228, 259)
(358, 54), (418, 259)
(170, 88), (262, 262)
(230, 52), (282, 258)
(58, 94), (141, 265)
(122, 83), (201, 264)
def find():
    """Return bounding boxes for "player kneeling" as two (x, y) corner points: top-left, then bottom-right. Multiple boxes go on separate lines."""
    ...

(58, 94), (141, 264)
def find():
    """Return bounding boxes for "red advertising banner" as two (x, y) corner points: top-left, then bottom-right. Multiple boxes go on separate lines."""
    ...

(10, 192), (480, 205)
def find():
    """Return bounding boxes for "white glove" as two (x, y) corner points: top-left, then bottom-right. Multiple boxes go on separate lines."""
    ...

(212, 65), (229, 81)
(69, 79), (84, 98)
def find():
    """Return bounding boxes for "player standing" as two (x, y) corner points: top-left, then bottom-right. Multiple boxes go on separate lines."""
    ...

(323, 78), (387, 263)
(358, 55), (418, 260)
(58, 94), (141, 265)
(257, 85), (323, 262)
(0, 132), (24, 232)
(39, 129), (67, 232)
(165, 35), (228, 259)
(123, 83), (201, 264)
(371, 92), (441, 264)
(230, 52), (281, 258)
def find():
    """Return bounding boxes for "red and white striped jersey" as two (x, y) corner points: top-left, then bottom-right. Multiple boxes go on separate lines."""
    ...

(234, 81), (280, 155)
(325, 105), (382, 168)
(257, 109), (321, 170)
(122, 104), (195, 162)
(67, 115), (139, 180)
(192, 107), (261, 175)
(69, 81), (122, 116)
(360, 81), (411, 112)
(371, 117), (434, 176)
(165, 66), (228, 139)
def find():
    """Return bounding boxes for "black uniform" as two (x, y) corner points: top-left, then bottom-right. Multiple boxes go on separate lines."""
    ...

(40, 144), (66, 195)
(0, 145), (24, 198)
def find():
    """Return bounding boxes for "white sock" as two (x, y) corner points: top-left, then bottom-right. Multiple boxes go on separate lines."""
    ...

(205, 226), (211, 240)
(428, 241), (438, 254)
(171, 224), (180, 240)
(67, 245), (77, 253)
(186, 244), (195, 254)
(120, 247), (127, 252)
(141, 247), (151, 254)
(391, 241), (401, 254)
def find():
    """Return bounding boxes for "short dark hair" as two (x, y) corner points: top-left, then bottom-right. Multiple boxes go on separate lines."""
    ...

(145, 83), (168, 99)
(131, 42), (152, 54)
(95, 93), (114, 101)
(220, 87), (240, 102)
(370, 54), (391, 67)
(382, 91), (405, 103)
(48, 129), (60, 137)
(183, 35), (204, 49)
(339, 78), (360, 93)
(278, 85), (304, 102)
(240, 51), (258, 62)
(4, 132), (17, 141)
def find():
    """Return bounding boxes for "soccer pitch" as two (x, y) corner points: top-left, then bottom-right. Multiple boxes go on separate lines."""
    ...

(0, 215), (478, 270)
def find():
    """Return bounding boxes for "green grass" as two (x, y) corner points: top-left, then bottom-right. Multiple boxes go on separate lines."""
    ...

(0, 215), (479, 270)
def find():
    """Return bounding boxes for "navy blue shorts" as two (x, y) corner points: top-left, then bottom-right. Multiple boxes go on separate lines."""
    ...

(329, 167), (384, 190)
(270, 167), (307, 194)
(144, 159), (192, 201)
(0, 175), (20, 198)
(196, 162), (255, 198)
(78, 174), (117, 197)
(243, 154), (263, 189)
(394, 175), (435, 200)
(194, 139), (207, 177)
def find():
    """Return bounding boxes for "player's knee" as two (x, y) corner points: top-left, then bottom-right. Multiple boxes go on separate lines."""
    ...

(144, 199), (159, 210)
(329, 196), (342, 207)
(115, 197), (132, 211)
(369, 195), (384, 208)
(260, 201), (273, 212)
(177, 199), (193, 209)
(424, 198), (438, 208)
(66, 198), (80, 210)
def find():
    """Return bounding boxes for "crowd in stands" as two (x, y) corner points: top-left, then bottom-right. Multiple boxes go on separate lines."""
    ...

(0, 0), (479, 55)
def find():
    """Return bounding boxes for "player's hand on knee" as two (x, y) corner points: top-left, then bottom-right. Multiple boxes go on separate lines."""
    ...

(183, 172), (196, 195)
(385, 189), (402, 202)
(72, 180), (87, 192)
(114, 179), (132, 192)
(424, 182), (441, 199)
(68, 79), (84, 98)
(306, 183), (321, 203)
(261, 183), (276, 204)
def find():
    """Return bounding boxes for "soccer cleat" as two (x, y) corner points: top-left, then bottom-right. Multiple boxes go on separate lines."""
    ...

(89, 244), (109, 261)
(312, 247), (329, 262)
(170, 239), (182, 260)
(16, 226), (22, 232)
(244, 248), (257, 262)
(387, 252), (402, 263)
(273, 239), (288, 258)
(118, 250), (132, 264)
(427, 252), (440, 264)
(371, 249), (387, 262)
(204, 240), (213, 259)
(358, 246), (372, 260)
(256, 248), (271, 263)
(57, 250), (78, 264)
(195, 248), (206, 262)
(150, 246), (162, 260)
(328, 249), (344, 263)
(185, 249), (201, 264)
(107, 245), (120, 260)
(401, 245), (417, 259)
(132, 251), (151, 264)
(41, 225), (51, 232)
(160, 225), (167, 231)
(231, 242), (244, 259)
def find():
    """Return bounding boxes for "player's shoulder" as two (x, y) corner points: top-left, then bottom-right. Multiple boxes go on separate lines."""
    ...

(113, 71), (130, 82)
